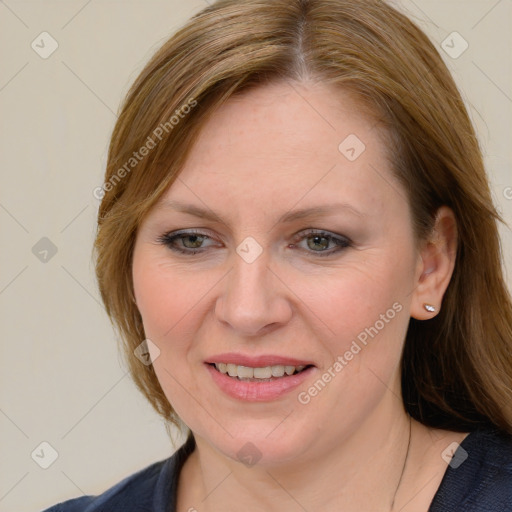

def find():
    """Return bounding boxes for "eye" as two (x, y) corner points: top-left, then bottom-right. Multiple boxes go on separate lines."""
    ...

(290, 230), (351, 257)
(157, 228), (351, 257)
(157, 230), (217, 255)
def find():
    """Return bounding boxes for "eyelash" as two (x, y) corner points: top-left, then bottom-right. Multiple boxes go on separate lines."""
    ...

(156, 229), (352, 258)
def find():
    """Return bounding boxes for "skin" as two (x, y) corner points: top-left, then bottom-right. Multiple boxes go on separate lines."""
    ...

(132, 81), (468, 511)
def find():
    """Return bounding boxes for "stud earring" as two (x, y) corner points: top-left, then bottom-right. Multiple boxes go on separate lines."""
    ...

(423, 303), (436, 313)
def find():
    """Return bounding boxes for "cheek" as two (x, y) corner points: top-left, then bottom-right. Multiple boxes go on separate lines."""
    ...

(293, 253), (412, 408)
(296, 256), (410, 344)
(132, 250), (212, 343)
(132, 250), (207, 419)
(291, 265), (409, 429)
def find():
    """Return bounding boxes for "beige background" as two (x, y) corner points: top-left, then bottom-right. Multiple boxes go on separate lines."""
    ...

(0, 1), (510, 511)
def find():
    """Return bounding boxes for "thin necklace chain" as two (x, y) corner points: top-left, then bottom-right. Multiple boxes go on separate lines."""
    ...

(389, 414), (413, 511)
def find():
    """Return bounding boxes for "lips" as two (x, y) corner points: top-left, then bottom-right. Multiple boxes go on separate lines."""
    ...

(205, 353), (316, 401)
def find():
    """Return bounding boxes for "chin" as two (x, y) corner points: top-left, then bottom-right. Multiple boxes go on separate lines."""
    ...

(198, 419), (315, 468)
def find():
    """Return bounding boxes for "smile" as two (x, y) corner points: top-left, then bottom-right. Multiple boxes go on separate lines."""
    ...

(206, 359), (315, 401)
(212, 362), (309, 381)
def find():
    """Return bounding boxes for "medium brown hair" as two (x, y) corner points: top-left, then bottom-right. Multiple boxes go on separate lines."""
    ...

(94, 0), (512, 435)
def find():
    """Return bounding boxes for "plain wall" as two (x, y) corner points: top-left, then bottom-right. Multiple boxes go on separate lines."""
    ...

(0, 1), (510, 511)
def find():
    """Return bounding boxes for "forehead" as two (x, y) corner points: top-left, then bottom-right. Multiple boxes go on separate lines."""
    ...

(159, 81), (404, 222)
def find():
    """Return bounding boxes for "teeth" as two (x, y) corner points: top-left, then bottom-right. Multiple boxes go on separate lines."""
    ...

(214, 363), (307, 379)
(285, 365), (295, 375)
(227, 363), (238, 377)
(253, 366), (272, 378)
(237, 365), (254, 378)
(271, 365), (285, 377)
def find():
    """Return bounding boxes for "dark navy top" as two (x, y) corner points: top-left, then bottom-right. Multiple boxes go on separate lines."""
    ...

(41, 427), (512, 511)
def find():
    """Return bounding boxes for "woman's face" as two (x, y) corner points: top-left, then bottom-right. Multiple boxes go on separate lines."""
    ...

(132, 81), (423, 465)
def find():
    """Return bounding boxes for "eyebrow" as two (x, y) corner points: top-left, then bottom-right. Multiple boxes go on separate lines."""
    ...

(155, 200), (366, 224)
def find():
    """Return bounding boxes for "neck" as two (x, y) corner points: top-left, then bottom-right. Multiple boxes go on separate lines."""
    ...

(178, 401), (420, 512)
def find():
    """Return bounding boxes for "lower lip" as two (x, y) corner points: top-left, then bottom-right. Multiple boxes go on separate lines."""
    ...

(205, 364), (315, 402)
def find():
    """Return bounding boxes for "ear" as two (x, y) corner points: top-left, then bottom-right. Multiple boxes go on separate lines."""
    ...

(410, 206), (458, 320)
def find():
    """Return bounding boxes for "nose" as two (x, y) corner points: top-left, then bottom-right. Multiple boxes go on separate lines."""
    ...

(215, 248), (293, 337)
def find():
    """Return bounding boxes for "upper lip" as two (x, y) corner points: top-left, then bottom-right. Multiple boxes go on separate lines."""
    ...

(206, 353), (315, 367)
